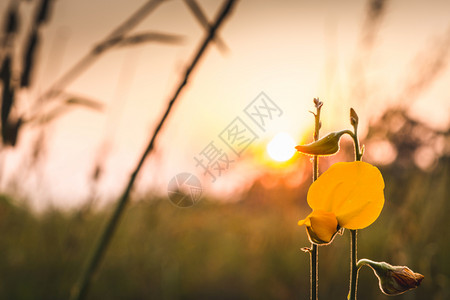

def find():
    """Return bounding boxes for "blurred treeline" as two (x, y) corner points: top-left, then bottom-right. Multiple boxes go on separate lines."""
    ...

(0, 113), (448, 299)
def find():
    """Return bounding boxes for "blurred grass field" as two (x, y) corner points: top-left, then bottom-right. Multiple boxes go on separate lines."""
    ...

(0, 155), (448, 300)
(1, 1), (450, 299)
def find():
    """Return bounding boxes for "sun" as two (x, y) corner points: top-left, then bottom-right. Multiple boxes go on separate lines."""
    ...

(267, 132), (297, 162)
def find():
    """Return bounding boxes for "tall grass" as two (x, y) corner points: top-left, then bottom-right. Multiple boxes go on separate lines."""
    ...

(0, 155), (448, 299)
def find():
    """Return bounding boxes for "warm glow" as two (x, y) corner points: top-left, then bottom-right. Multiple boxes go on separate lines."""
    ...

(267, 132), (296, 162)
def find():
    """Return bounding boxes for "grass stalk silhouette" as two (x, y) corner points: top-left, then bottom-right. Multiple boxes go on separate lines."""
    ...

(69, 1), (238, 299)
(33, 0), (165, 108)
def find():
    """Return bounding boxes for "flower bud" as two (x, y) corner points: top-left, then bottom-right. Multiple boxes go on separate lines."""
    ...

(350, 108), (359, 126)
(295, 130), (348, 156)
(357, 259), (424, 295)
(313, 98), (323, 109)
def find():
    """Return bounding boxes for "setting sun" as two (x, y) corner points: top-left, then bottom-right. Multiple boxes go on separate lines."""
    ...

(267, 132), (297, 162)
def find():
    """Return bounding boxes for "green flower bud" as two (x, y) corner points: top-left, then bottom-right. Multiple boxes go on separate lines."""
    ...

(357, 259), (424, 296)
(350, 108), (359, 127)
(295, 130), (349, 156)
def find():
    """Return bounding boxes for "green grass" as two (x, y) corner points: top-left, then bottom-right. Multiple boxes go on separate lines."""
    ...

(0, 157), (448, 299)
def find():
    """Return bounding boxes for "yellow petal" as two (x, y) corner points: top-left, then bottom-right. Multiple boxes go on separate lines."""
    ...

(307, 161), (385, 229)
(299, 210), (338, 244)
(298, 213), (312, 227)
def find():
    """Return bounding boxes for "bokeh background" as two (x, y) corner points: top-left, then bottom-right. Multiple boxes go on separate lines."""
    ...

(0, 0), (449, 299)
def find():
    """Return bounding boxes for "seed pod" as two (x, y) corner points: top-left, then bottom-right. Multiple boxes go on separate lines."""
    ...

(295, 130), (348, 156)
(357, 259), (424, 295)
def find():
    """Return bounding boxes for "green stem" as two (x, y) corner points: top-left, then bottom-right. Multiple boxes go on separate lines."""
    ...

(350, 123), (362, 162)
(348, 113), (362, 300)
(356, 258), (372, 269)
(311, 152), (318, 300)
(349, 229), (358, 300)
(310, 99), (322, 300)
(311, 244), (318, 300)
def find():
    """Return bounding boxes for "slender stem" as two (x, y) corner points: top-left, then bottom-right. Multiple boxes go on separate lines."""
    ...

(351, 124), (362, 161)
(349, 113), (361, 300)
(311, 243), (318, 300)
(310, 99), (322, 300)
(349, 229), (358, 300)
(312, 151), (319, 299)
(311, 153), (318, 300)
(69, 1), (237, 299)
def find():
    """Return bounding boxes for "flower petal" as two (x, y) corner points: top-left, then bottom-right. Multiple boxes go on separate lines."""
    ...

(298, 213), (312, 227)
(299, 210), (338, 244)
(307, 161), (385, 229)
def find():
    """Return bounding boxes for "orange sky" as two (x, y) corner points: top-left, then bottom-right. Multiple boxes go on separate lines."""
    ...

(1, 0), (449, 209)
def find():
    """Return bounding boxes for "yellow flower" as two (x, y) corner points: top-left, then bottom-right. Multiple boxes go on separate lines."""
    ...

(298, 161), (385, 244)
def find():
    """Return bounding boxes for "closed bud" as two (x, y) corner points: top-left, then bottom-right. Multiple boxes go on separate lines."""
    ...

(357, 259), (424, 296)
(295, 130), (348, 156)
(350, 108), (359, 126)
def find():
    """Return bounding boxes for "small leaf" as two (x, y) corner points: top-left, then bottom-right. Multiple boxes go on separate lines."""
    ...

(301, 247), (312, 253)
(94, 32), (184, 53)
(65, 96), (103, 111)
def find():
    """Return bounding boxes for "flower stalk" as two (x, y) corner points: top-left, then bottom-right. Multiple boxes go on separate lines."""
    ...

(349, 108), (362, 300)
(349, 229), (358, 300)
(310, 98), (322, 300)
